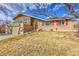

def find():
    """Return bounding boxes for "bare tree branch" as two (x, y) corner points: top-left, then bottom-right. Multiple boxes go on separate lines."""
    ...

(64, 3), (79, 18)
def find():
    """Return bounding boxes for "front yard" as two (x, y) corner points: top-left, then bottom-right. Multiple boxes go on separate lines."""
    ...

(0, 32), (79, 56)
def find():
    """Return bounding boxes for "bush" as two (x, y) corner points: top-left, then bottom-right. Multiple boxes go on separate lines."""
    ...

(77, 30), (79, 33)
(50, 29), (53, 31)
(38, 29), (43, 31)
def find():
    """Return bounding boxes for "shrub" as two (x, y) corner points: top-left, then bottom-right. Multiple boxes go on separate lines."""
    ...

(77, 30), (79, 33)
(50, 29), (53, 31)
(38, 29), (43, 31)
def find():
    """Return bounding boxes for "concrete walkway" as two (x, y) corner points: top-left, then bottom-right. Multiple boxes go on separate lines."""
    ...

(0, 34), (15, 40)
(0, 31), (33, 40)
(0, 33), (20, 40)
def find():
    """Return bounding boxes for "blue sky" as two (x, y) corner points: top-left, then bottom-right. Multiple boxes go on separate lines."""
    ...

(0, 3), (79, 21)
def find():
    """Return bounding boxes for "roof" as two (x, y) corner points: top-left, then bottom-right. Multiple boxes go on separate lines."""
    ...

(13, 13), (73, 22)
(13, 13), (45, 22)
(13, 13), (29, 20)
(44, 17), (71, 21)
(72, 18), (79, 21)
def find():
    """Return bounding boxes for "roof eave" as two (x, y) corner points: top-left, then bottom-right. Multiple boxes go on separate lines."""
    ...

(13, 12), (45, 21)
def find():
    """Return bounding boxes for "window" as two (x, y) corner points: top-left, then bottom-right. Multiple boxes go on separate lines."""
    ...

(58, 21), (61, 25)
(58, 20), (65, 26)
(74, 23), (79, 28)
(52, 21), (54, 25)
(45, 21), (52, 26)
(61, 20), (65, 25)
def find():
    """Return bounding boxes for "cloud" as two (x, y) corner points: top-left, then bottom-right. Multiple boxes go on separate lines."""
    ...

(75, 9), (79, 12)
(29, 4), (37, 10)
(0, 10), (12, 21)
(7, 16), (12, 21)
(0, 14), (7, 20)
(62, 13), (74, 17)
(53, 4), (65, 11)
(0, 4), (14, 12)
(62, 14), (68, 17)
(0, 3), (77, 21)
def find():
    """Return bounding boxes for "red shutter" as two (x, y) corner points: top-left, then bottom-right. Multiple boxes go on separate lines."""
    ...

(52, 20), (54, 25)
(56, 20), (59, 25)
(66, 19), (68, 25)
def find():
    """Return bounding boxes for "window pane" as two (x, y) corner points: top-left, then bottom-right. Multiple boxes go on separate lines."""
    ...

(58, 20), (65, 26)
(62, 20), (64, 25)
(58, 21), (61, 25)
(45, 21), (52, 25)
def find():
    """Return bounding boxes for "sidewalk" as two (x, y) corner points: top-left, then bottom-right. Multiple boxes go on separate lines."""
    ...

(0, 32), (33, 40)
(0, 33), (20, 40)
(0, 34), (14, 40)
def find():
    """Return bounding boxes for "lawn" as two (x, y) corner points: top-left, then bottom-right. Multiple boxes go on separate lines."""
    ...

(0, 31), (79, 56)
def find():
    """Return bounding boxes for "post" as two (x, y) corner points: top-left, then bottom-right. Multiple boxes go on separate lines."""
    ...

(19, 23), (24, 35)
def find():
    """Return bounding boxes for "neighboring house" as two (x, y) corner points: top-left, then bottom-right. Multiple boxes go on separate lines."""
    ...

(0, 24), (6, 33)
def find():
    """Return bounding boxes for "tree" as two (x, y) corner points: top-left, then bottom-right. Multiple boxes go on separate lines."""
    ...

(64, 3), (79, 18)
(64, 3), (79, 33)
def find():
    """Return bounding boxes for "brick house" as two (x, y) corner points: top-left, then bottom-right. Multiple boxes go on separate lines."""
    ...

(13, 13), (44, 32)
(43, 18), (79, 32)
(13, 13), (79, 32)
(13, 13), (33, 33)
(2, 13), (79, 35)
(33, 17), (79, 32)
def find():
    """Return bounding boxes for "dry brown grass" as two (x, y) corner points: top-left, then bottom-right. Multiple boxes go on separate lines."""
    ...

(0, 31), (79, 56)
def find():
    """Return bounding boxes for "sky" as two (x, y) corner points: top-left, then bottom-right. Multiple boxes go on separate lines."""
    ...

(0, 3), (79, 22)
